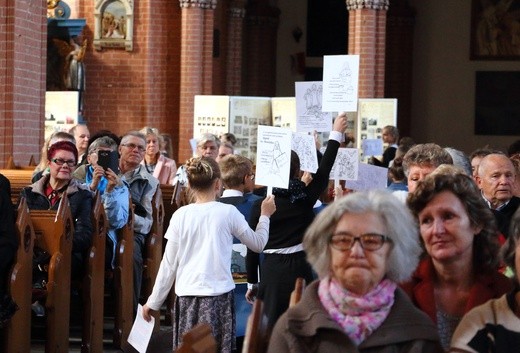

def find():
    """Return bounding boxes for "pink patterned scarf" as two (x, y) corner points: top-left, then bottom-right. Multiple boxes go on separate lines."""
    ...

(318, 276), (396, 345)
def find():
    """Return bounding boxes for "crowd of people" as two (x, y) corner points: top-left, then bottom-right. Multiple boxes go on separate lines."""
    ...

(1, 119), (520, 353)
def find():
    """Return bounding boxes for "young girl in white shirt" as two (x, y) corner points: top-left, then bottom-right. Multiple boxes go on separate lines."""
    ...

(142, 156), (275, 352)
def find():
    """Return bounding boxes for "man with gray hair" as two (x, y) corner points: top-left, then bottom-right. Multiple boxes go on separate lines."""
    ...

(476, 153), (520, 238)
(119, 131), (159, 310)
(73, 135), (129, 270)
(196, 133), (220, 160)
(392, 143), (453, 202)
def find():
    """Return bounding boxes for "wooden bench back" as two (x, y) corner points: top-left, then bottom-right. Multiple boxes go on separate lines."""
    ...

(0, 169), (33, 205)
(176, 323), (217, 353)
(2, 198), (35, 353)
(113, 194), (135, 349)
(289, 277), (306, 307)
(242, 299), (270, 353)
(82, 192), (107, 353)
(5, 155), (36, 170)
(143, 186), (164, 330)
(29, 194), (73, 353)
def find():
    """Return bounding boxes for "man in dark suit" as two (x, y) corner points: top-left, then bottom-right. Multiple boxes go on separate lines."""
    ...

(476, 153), (520, 238)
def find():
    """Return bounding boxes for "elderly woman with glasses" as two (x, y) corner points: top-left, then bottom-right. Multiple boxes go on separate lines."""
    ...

(139, 126), (177, 185)
(268, 190), (442, 353)
(20, 140), (93, 280)
(404, 166), (512, 351)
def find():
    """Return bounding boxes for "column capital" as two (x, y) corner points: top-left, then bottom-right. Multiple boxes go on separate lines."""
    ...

(345, 0), (389, 11)
(179, 0), (217, 10)
(228, 0), (247, 18)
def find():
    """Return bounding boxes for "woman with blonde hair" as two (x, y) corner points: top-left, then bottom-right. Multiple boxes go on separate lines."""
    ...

(143, 157), (276, 352)
(139, 127), (177, 185)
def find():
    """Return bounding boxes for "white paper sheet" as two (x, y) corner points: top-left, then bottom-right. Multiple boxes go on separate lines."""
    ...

(292, 132), (319, 173)
(322, 55), (360, 112)
(255, 126), (292, 189)
(344, 163), (388, 191)
(295, 81), (333, 132)
(128, 304), (155, 353)
(330, 148), (359, 181)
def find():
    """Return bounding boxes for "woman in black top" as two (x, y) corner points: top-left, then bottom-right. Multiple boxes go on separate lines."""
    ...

(246, 113), (347, 327)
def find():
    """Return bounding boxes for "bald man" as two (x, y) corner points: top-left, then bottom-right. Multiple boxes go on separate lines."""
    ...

(476, 153), (520, 238)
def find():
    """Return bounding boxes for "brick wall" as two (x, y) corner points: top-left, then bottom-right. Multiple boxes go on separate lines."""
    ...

(78, 1), (180, 158)
(0, 0), (46, 168)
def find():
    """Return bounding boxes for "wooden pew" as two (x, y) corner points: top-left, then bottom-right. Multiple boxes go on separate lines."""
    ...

(160, 182), (184, 326)
(142, 186), (164, 330)
(241, 299), (270, 353)
(1, 198), (35, 353)
(81, 192), (107, 353)
(4, 155), (37, 170)
(112, 198), (135, 349)
(160, 181), (183, 230)
(29, 194), (73, 353)
(0, 169), (34, 205)
(176, 323), (217, 353)
(289, 277), (306, 308)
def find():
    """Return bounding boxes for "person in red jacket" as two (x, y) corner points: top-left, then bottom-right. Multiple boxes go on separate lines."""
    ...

(403, 165), (512, 351)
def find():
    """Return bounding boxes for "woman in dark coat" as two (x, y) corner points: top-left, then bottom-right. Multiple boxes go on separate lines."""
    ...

(21, 140), (93, 279)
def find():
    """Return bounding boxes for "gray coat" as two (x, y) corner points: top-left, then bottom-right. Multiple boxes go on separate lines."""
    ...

(267, 280), (443, 353)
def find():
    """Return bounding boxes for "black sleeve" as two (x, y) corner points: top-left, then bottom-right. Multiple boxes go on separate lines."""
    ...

(305, 139), (340, 204)
(246, 199), (262, 283)
(382, 147), (396, 168)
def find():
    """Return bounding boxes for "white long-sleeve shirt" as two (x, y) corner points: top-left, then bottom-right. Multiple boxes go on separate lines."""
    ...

(146, 201), (270, 310)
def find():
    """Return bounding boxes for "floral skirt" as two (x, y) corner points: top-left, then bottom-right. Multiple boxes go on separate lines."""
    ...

(172, 290), (236, 353)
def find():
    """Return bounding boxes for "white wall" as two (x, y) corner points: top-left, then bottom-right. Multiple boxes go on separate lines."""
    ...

(410, 0), (519, 154)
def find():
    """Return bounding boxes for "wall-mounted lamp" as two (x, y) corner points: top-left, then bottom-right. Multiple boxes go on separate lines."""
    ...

(292, 26), (303, 43)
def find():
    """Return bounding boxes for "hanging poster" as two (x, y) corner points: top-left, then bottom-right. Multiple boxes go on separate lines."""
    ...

(271, 97), (297, 131)
(193, 95), (229, 140)
(357, 98), (398, 160)
(229, 96), (272, 161)
(45, 91), (79, 140)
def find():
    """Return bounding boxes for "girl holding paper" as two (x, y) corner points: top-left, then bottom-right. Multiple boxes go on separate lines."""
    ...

(142, 157), (276, 353)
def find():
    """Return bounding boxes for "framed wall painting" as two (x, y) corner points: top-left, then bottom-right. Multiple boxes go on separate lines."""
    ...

(470, 0), (520, 60)
(93, 0), (134, 51)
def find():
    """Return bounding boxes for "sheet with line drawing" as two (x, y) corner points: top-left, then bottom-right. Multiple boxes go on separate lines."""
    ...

(255, 126), (292, 189)
(330, 148), (359, 181)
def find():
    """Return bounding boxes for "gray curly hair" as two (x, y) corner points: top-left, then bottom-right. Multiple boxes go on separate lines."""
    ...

(303, 190), (422, 283)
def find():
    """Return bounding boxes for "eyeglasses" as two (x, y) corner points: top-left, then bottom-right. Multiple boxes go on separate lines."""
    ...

(330, 233), (390, 251)
(121, 143), (146, 153)
(51, 158), (76, 167)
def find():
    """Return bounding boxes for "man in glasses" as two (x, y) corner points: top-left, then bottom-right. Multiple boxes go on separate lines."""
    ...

(118, 131), (159, 312)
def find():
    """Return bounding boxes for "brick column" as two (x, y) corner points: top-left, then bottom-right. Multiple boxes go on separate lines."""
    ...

(244, 0), (279, 97)
(225, 0), (246, 95)
(346, 0), (388, 99)
(0, 0), (47, 167)
(178, 0), (217, 163)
